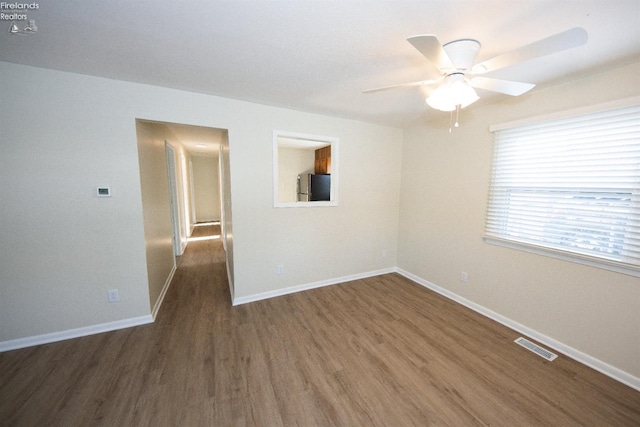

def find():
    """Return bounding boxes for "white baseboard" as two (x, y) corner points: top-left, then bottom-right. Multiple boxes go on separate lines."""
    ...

(195, 218), (220, 223)
(232, 267), (395, 306)
(395, 268), (640, 392)
(0, 315), (154, 353)
(1, 264), (174, 353)
(4, 265), (636, 392)
(151, 264), (177, 320)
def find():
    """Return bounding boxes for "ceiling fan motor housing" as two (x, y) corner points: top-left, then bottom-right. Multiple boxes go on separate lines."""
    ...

(443, 39), (481, 72)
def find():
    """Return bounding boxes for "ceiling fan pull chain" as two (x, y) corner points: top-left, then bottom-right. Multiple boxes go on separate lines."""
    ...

(449, 105), (462, 133)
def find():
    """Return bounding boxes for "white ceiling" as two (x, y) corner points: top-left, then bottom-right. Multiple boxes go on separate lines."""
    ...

(164, 122), (226, 157)
(2, 0), (639, 133)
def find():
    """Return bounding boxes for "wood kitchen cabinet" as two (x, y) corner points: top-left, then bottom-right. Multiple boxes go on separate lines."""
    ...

(314, 145), (331, 174)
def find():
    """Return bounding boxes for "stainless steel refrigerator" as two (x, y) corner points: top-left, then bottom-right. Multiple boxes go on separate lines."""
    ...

(297, 173), (331, 201)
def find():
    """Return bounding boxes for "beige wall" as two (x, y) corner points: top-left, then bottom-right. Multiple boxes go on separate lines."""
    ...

(136, 120), (174, 312)
(219, 132), (235, 298)
(397, 61), (640, 379)
(136, 120), (193, 312)
(192, 155), (220, 222)
(277, 147), (315, 203)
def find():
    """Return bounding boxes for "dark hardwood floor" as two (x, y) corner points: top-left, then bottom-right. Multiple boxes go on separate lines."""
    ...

(1, 224), (639, 426)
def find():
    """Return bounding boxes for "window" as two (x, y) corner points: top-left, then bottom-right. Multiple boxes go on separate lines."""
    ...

(485, 102), (640, 277)
(272, 130), (339, 207)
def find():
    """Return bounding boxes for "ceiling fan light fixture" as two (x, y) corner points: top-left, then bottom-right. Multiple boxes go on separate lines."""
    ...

(426, 73), (479, 111)
(364, 28), (588, 120)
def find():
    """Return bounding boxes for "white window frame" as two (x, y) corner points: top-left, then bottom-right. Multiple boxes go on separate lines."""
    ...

(485, 97), (640, 278)
(272, 130), (339, 208)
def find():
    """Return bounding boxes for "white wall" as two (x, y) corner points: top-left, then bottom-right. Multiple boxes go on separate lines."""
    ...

(192, 155), (220, 222)
(0, 61), (403, 345)
(233, 120), (403, 299)
(0, 65), (152, 342)
(397, 61), (640, 380)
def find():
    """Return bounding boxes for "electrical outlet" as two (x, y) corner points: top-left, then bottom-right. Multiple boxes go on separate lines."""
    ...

(381, 249), (388, 258)
(461, 272), (468, 283)
(276, 264), (284, 275)
(108, 289), (119, 303)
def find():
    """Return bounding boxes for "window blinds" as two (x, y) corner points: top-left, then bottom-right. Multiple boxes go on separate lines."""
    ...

(485, 104), (640, 275)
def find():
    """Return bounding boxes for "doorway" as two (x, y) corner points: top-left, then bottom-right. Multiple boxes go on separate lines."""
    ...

(136, 119), (235, 311)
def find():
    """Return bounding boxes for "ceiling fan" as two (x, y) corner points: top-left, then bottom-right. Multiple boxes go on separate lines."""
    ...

(363, 27), (588, 114)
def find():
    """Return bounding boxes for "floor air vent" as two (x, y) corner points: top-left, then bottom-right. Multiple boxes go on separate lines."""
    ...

(514, 337), (558, 361)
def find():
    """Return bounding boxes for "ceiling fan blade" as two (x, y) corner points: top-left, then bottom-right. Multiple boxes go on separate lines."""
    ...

(472, 27), (588, 74)
(470, 77), (535, 96)
(407, 35), (454, 71)
(362, 79), (439, 94)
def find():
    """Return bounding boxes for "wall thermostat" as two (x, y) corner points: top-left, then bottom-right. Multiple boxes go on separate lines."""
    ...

(96, 187), (111, 197)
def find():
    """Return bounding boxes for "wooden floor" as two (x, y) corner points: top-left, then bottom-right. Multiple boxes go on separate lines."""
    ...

(1, 225), (639, 426)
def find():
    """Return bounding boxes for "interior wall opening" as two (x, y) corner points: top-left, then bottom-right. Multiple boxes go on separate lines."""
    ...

(136, 119), (234, 307)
